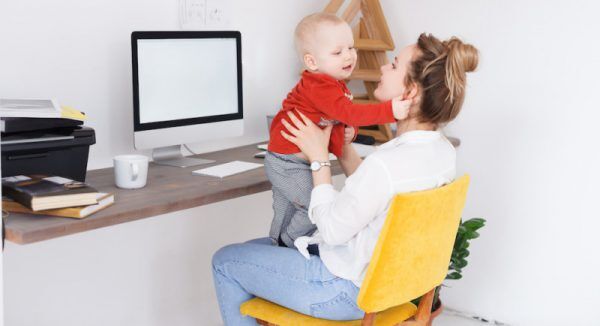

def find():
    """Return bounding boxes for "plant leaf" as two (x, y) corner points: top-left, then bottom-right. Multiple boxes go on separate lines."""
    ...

(465, 231), (480, 239)
(464, 219), (485, 230)
(447, 217), (485, 282)
(455, 258), (468, 268)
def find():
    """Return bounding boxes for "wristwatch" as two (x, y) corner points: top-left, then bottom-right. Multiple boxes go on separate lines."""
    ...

(310, 160), (331, 172)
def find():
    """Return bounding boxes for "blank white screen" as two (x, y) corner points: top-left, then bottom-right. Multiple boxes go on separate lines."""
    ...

(137, 38), (238, 123)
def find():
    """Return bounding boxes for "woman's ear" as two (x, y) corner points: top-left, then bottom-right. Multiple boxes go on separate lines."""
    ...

(404, 82), (419, 101)
(303, 54), (318, 71)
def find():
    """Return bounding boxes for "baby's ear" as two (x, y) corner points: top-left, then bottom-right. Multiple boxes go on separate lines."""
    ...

(303, 54), (318, 71)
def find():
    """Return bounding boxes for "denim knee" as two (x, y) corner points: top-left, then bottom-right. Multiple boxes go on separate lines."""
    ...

(212, 243), (243, 271)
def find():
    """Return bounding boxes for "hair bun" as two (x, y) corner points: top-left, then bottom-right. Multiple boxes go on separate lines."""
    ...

(442, 37), (479, 103)
(410, 33), (479, 125)
(445, 37), (479, 73)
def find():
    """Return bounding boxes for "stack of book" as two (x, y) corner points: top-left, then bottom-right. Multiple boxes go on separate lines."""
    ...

(2, 175), (114, 219)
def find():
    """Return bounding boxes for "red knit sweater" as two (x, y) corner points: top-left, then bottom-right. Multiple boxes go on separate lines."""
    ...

(268, 71), (396, 158)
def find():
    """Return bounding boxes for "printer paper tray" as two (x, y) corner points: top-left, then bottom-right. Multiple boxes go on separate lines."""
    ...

(1, 134), (74, 145)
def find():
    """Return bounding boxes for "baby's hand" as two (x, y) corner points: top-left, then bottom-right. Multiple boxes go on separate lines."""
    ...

(392, 97), (412, 120)
(344, 126), (355, 144)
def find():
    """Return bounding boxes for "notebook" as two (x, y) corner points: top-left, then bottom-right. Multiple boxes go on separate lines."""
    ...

(192, 161), (263, 178)
(1, 175), (98, 211)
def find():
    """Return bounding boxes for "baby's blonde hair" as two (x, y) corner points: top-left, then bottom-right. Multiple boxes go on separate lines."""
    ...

(294, 12), (346, 56)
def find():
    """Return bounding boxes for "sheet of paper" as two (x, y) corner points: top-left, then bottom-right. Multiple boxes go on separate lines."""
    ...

(0, 98), (62, 118)
(192, 161), (264, 178)
(2, 175), (31, 182)
(43, 176), (74, 184)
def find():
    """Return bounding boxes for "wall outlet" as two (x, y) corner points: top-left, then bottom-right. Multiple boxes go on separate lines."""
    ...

(205, 0), (230, 28)
(179, 0), (207, 29)
(179, 0), (229, 30)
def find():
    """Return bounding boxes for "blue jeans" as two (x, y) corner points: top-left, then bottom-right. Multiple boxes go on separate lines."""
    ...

(212, 238), (364, 325)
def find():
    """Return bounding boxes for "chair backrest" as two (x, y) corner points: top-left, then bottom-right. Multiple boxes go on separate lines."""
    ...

(357, 175), (470, 313)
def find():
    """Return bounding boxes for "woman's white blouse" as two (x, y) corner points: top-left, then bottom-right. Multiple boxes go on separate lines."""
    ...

(294, 130), (457, 287)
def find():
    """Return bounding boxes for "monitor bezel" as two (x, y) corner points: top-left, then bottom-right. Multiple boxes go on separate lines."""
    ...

(131, 31), (243, 132)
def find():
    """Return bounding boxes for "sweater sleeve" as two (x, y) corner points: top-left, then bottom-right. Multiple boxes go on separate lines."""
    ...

(307, 82), (396, 126)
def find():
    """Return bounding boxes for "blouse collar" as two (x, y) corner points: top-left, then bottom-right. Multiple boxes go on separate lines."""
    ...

(378, 130), (442, 150)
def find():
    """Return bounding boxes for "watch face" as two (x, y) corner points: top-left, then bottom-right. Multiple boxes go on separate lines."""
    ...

(310, 161), (321, 171)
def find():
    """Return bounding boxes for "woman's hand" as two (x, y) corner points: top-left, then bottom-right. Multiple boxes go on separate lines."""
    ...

(280, 111), (332, 162)
(392, 97), (412, 120)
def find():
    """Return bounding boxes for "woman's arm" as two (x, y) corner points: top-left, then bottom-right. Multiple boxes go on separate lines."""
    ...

(280, 111), (334, 188)
(339, 143), (362, 177)
(281, 111), (390, 245)
(309, 156), (390, 245)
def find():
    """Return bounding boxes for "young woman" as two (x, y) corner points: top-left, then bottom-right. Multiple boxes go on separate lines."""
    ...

(212, 33), (479, 325)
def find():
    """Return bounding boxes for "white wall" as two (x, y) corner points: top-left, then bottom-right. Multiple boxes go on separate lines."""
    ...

(379, 0), (600, 324)
(2, 0), (599, 325)
(3, 191), (273, 326)
(0, 0), (324, 169)
(0, 1), (326, 325)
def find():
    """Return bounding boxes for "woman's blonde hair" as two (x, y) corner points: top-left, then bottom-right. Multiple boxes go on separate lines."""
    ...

(406, 33), (479, 125)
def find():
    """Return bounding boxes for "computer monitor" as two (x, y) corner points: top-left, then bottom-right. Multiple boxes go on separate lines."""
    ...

(131, 31), (243, 167)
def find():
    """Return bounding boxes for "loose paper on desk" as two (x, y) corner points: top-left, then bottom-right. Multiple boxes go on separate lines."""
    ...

(0, 99), (61, 118)
(192, 161), (264, 178)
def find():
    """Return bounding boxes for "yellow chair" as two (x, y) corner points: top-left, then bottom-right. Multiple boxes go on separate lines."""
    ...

(240, 175), (470, 326)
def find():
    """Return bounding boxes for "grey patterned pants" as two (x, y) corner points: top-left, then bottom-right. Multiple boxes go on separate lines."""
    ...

(264, 151), (317, 248)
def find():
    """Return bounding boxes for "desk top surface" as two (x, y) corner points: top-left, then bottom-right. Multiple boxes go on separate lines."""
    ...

(4, 137), (459, 245)
(4, 142), (343, 245)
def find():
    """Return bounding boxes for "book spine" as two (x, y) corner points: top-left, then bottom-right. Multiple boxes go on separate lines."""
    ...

(2, 200), (83, 218)
(1, 185), (34, 210)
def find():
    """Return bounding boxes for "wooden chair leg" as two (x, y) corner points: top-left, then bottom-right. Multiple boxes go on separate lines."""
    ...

(362, 312), (376, 326)
(398, 288), (435, 326)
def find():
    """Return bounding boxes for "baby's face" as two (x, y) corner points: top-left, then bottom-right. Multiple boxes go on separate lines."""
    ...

(309, 23), (357, 80)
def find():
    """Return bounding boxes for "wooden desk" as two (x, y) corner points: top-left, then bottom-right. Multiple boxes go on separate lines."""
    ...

(4, 143), (343, 245)
(4, 137), (460, 245)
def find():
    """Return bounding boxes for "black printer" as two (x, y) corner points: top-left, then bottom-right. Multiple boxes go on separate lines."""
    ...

(1, 118), (96, 182)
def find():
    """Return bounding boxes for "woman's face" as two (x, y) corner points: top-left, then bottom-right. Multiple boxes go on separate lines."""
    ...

(374, 45), (416, 102)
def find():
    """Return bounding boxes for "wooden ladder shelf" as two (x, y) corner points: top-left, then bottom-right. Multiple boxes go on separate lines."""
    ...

(324, 0), (395, 142)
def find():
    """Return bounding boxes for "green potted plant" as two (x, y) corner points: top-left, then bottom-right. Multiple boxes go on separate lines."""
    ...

(412, 217), (486, 318)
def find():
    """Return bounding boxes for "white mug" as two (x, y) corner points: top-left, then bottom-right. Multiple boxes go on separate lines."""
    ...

(113, 155), (149, 189)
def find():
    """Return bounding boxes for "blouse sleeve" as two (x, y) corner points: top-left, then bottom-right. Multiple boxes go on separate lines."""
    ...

(308, 155), (392, 245)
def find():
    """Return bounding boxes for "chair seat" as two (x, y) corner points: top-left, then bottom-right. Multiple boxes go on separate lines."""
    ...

(240, 297), (417, 326)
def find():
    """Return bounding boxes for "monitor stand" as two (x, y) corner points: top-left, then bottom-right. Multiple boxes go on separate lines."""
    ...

(152, 145), (215, 168)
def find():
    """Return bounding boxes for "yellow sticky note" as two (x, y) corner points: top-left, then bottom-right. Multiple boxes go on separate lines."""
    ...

(61, 106), (87, 121)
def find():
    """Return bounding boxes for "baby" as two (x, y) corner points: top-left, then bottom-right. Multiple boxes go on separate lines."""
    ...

(266, 12), (410, 248)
